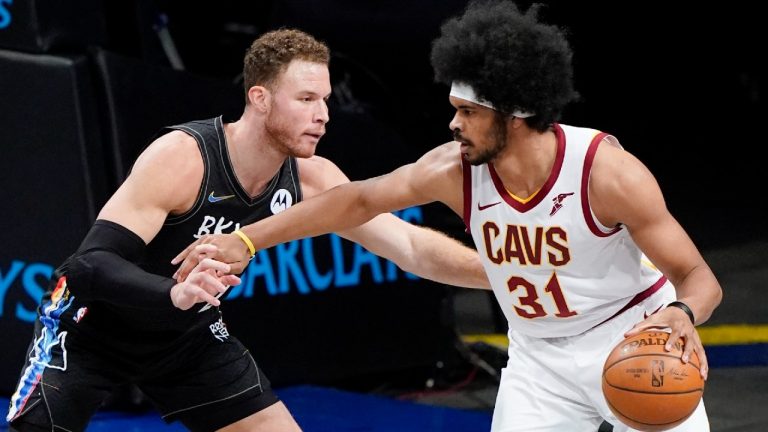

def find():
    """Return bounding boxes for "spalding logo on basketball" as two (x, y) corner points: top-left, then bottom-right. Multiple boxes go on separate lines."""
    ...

(270, 189), (293, 214)
(602, 331), (704, 431)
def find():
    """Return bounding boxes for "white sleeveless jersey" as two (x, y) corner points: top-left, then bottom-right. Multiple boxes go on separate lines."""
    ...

(463, 124), (666, 338)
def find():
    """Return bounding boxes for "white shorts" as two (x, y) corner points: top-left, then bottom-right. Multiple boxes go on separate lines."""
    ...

(491, 282), (709, 432)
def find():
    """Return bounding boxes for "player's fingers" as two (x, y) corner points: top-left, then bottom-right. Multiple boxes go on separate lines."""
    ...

(697, 345), (709, 380)
(220, 274), (241, 287)
(194, 258), (231, 275)
(174, 244), (218, 280)
(174, 256), (199, 283)
(190, 285), (221, 307)
(666, 329), (683, 354)
(690, 333), (709, 380)
(187, 270), (229, 295)
(196, 271), (231, 295)
(624, 319), (663, 337)
(625, 322), (648, 337)
(175, 245), (222, 280)
(191, 274), (239, 310)
(680, 334), (694, 364)
(175, 284), (221, 310)
(194, 243), (219, 258)
(228, 260), (248, 275)
(171, 236), (206, 265)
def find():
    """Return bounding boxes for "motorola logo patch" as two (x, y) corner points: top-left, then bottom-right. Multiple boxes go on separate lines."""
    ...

(270, 189), (293, 214)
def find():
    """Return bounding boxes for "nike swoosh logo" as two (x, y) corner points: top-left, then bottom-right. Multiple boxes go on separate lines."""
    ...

(644, 305), (663, 319)
(477, 201), (502, 211)
(208, 191), (235, 203)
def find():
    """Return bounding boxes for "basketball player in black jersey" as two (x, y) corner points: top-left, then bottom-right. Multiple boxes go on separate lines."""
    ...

(7, 29), (489, 432)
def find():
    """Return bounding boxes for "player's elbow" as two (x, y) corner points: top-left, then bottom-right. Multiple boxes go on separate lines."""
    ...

(709, 283), (723, 315)
(696, 268), (723, 324)
(395, 247), (421, 276)
(713, 283), (723, 306)
(705, 265), (723, 307)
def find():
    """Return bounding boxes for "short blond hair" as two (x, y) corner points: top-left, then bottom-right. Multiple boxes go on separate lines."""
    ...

(243, 29), (330, 101)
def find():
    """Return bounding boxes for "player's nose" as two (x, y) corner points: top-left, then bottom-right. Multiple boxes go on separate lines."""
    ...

(314, 99), (329, 124)
(449, 114), (461, 134)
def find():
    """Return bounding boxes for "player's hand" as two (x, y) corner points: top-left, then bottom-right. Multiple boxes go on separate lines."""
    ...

(171, 234), (251, 282)
(625, 306), (709, 380)
(170, 258), (241, 310)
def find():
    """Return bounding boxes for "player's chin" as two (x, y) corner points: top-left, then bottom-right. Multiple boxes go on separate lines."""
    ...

(463, 152), (484, 166)
(292, 138), (320, 158)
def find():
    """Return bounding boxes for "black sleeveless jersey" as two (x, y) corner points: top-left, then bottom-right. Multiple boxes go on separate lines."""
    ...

(55, 116), (302, 354)
(143, 116), (303, 277)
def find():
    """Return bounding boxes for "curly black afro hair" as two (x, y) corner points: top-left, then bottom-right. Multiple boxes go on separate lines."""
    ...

(431, 1), (579, 131)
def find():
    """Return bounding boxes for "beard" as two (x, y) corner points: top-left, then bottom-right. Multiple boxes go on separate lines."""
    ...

(457, 113), (508, 165)
(264, 109), (316, 158)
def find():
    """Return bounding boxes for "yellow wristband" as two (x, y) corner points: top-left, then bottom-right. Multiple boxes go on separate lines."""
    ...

(232, 230), (256, 258)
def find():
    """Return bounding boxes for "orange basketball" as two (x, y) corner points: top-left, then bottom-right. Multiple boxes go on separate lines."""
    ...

(602, 330), (704, 431)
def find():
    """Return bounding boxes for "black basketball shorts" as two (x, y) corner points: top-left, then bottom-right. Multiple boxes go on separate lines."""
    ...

(7, 290), (278, 432)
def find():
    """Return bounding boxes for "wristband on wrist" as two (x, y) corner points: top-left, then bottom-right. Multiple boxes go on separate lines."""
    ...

(667, 301), (695, 324)
(232, 230), (256, 258)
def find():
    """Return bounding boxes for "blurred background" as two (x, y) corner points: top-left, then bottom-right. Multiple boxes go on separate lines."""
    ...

(1, 1), (765, 431)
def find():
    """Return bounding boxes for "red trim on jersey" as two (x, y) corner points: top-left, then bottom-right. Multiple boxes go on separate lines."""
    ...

(487, 124), (566, 213)
(581, 133), (622, 237)
(461, 154), (472, 232)
(593, 276), (668, 329)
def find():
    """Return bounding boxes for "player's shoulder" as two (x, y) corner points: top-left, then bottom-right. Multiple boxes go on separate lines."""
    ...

(416, 141), (463, 174)
(592, 138), (646, 177)
(430, 140), (462, 157)
(296, 156), (349, 197)
(591, 137), (656, 199)
(135, 130), (200, 165)
(296, 155), (343, 182)
(129, 130), (204, 184)
(296, 155), (337, 171)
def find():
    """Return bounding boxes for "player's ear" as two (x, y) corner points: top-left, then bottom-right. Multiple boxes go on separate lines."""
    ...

(507, 115), (526, 129)
(247, 86), (271, 112)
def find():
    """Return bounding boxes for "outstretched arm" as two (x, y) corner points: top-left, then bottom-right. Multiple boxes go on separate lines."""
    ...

(321, 148), (485, 288)
(174, 143), (489, 288)
(590, 140), (722, 378)
(343, 215), (488, 289)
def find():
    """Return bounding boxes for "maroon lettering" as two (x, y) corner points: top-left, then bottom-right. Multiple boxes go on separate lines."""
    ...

(504, 225), (527, 265)
(546, 227), (570, 266)
(519, 226), (543, 265)
(483, 221), (503, 264)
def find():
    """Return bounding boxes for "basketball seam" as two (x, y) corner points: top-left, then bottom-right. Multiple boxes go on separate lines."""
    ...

(603, 352), (702, 373)
(603, 384), (704, 394)
(605, 398), (695, 427)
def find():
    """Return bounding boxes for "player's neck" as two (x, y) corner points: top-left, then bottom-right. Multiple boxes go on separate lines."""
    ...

(492, 129), (558, 198)
(224, 115), (287, 198)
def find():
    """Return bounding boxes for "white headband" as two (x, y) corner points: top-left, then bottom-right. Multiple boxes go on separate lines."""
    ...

(449, 82), (535, 118)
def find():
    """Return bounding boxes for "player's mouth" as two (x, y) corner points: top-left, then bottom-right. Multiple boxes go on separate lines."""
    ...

(304, 132), (324, 142)
(453, 130), (473, 149)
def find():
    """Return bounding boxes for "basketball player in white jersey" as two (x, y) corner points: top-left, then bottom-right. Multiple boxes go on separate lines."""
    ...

(173, 2), (722, 430)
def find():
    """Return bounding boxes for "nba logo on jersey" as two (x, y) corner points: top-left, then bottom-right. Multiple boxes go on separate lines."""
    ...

(73, 307), (88, 323)
(270, 189), (293, 214)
